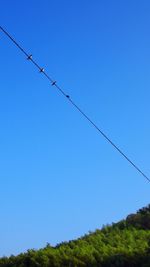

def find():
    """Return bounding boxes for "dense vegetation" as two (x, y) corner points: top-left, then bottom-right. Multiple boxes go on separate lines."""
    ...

(1, 205), (150, 266)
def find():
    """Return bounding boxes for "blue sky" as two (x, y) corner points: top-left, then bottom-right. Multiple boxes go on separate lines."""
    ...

(0, 0), (150, 256)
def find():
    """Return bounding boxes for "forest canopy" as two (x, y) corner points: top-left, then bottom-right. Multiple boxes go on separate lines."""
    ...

(1, 204), (150, 267)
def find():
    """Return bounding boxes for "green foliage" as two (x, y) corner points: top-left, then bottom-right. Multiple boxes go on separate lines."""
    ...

(1, 204), (150, 266)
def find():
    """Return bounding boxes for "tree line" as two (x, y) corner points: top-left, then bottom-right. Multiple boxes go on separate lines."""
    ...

(1, 205), (150, 266)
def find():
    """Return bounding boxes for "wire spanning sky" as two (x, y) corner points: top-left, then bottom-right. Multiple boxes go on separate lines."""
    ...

(0, 0), (150, 257)
(1, 25), (149, 183)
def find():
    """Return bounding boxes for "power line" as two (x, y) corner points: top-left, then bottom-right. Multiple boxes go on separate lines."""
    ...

(0, 25), (149, 183)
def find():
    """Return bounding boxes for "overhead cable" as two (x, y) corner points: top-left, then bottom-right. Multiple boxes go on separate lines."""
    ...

(0, 25), (149, 183)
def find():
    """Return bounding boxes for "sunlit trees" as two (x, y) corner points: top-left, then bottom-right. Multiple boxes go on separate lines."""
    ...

(1, 204), (150, 267)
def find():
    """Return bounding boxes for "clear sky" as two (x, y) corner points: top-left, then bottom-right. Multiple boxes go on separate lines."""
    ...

(0, 0), (150, 257)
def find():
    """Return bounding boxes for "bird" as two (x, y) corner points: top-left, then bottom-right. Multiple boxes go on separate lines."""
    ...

(27, 54), (32, 60)
(51, 81), (56, 86)
(39, 68), (44, 73)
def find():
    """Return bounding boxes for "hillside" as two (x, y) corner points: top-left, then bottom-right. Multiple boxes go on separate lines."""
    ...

(1, 205), (150, 267)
